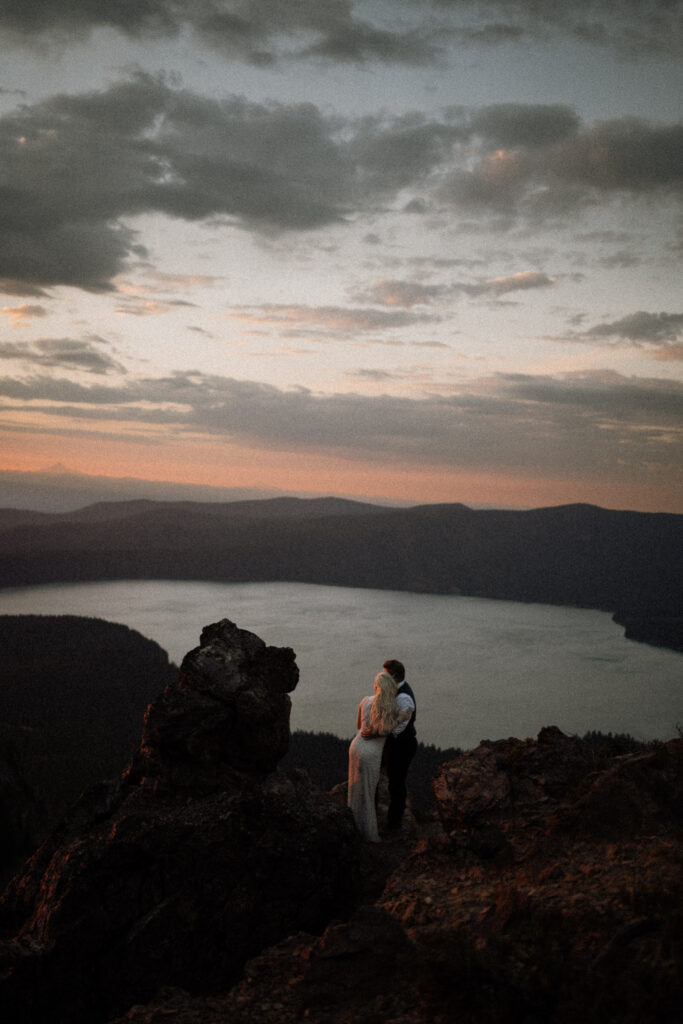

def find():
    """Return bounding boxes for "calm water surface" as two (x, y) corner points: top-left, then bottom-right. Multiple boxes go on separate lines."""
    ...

(1, 580), (680, 751)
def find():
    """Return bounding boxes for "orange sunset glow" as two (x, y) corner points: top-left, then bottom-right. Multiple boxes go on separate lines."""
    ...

(0, 0), (680, 515)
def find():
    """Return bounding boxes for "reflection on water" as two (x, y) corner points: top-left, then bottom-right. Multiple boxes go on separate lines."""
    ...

(0, 580), (680, 751)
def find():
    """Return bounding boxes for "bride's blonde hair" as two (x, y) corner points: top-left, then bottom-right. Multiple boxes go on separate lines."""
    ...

(371, 671), (398, 734)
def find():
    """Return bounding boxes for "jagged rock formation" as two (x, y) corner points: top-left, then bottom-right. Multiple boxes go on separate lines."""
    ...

(0, 620), (364, 1024)
(111, 730), (683, 1024)
(1, 619), (681, 1024)
(433, 725), (683, 851)
(125, 618), (298, 793)
(432, 725), (594, 859)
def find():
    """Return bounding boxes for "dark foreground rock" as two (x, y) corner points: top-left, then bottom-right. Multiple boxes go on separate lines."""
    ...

(1, 619), (681, 1024)
(0, 620), (364, 1024)
(0, 730), (46, 887)
(112, 729), (683, 1024)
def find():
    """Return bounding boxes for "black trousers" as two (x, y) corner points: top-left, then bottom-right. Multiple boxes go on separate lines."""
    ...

(385, 735), (417, 827)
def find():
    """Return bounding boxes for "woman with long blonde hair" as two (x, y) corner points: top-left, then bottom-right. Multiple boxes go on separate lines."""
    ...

(347, 671), (408, 842)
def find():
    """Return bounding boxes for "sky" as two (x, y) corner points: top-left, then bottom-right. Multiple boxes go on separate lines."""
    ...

(0, 0), (682, 513)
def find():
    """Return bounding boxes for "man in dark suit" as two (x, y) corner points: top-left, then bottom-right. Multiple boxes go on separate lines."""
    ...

(382, 658), (417, 830)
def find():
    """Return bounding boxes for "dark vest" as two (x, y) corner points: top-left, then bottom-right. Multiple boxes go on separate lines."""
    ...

(391, 680), (416, 744)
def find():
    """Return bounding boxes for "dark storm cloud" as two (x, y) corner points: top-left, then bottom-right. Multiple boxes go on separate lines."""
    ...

(348, 112), (461, 194)
(3, 1), (681, 61)
(0, 281), (49, 298)
(0, 0), (182, 38)
(0, 75), (351, 291)
(548, 119), (683, 191)
(550, 313), (683, 362)
(440, 112), (683, 220)
(432, 0), (683, 57)
(570, 312), (683, 361)
(0, 0), (438, 65)
(300, 18), (437, 65)
(454, 22), (525, 47)
(0, 337), (124, 374)
(584, 312), (683, 344)
(0, 75), (680, 292)
(470, 104), (581, 148)
(2, 367), (680, 481)
(501, 370), (683, 424)
(0, 75), (459, 292)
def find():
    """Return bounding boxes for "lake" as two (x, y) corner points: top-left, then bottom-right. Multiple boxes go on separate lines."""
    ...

(0, 580), (680, 751)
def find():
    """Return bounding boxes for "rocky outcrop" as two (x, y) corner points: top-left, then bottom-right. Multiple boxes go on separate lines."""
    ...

(432, 725), (593, 859)
(125, 618), (298, 793)
(0, 620), (364, 1024)
(1, 623), (681, 1024)
(432, 725), (683, 858)
(112, 728), (683, 1024)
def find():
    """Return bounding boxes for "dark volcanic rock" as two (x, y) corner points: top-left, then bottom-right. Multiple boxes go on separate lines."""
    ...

(126, 618), (299, 793)
(432, 726), (592, 858)
(433, 726), (683, 862)
(3, 629), (682, 1024)
(111, 731), (683, 1024)
(566, 739), (683, 838)
(0, 620), (363, 1024)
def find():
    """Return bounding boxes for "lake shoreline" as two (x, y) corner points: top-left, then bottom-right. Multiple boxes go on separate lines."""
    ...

(1, 572), (679, 654)
(1, 499), (680, 655)
(0, 580), (680, 751)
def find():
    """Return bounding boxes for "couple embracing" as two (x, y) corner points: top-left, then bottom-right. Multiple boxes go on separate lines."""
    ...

(347, 659), (417, 842)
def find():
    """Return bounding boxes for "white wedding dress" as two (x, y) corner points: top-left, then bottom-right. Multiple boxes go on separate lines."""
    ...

(347, 695), (386, 842)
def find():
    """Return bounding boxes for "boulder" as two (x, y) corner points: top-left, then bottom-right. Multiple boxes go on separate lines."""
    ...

(0, 620), (362, 1024)
(126, 618), (299, 792)
(433, 727), (683, 861)
(565, 738), (683, 838)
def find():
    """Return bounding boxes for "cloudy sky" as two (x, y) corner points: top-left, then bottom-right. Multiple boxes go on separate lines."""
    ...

(0, 0), (681, 512)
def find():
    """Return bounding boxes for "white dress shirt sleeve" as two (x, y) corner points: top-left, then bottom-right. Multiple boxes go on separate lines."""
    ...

(392, 691), (415, 736)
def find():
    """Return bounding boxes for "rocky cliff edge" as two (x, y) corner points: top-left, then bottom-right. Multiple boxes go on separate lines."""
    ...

(0, 620), (364, 1024)
(1, 621), (681, 1024)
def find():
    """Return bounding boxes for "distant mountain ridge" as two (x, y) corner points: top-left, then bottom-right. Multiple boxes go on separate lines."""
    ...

(0, 498), (680, 650)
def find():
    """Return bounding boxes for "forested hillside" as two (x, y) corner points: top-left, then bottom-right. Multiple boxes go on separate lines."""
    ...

(0, 615), (176, 878)
(0, 498), (680, 649)
(282, 730), (463, 815)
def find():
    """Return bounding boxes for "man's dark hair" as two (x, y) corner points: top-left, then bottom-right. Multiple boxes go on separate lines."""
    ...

(383, 659), (405, 683)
